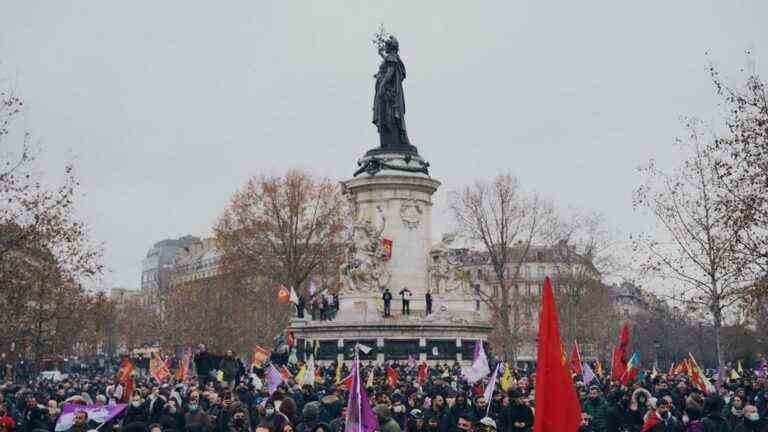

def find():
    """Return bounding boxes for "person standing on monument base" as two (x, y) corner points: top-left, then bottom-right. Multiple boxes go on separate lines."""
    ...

(383, 288), (393, 317)
(425, 290), (433, 315)
(399, 287), (412, 315)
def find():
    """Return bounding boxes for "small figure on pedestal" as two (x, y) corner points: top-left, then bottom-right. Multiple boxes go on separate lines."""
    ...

(399, 287), (412, 315)
(425, 289), (433, 315)
(296, 294), (305, 319)
(382, 288), (393, 317)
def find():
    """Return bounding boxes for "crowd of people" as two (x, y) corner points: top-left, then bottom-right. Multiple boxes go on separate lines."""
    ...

(2, 344), (768, 432)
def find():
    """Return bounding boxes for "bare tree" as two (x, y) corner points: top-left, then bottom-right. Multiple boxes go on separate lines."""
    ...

(709, 63), (768, 274)
(215, 170), (349, 292)
(633, 121), (753, 369)
(450, 173), (561, 360)
(551, 212), (625, 355)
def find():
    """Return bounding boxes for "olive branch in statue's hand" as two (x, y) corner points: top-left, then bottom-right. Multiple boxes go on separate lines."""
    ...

(371, 23), (390, 51)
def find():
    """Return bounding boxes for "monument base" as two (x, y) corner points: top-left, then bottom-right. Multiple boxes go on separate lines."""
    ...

(287, 313), (491, 366)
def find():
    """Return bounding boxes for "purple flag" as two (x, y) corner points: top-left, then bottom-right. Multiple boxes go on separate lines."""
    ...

(267, 364), (283, 395)
(408, 354), (416, 368)
(55, 404), (127, 431)
(345, 356), (379, 432)
(582, 362), (596, 386)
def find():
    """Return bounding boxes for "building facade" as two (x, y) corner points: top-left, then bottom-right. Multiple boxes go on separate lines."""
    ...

(140, 235), (201, 310)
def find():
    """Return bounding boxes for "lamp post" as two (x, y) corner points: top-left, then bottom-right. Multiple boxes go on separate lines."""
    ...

(653, 340), (660, 370)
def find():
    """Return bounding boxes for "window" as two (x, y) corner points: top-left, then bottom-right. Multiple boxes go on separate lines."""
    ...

(538, 266), (545, 279)
(524, 265), (531, 279)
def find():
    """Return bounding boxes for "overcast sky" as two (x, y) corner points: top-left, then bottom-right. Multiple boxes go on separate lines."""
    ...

(1, 1), (766, 289)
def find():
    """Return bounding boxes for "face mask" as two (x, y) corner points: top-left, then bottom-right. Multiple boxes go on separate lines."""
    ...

(169, 407), (177, 414)
(265, 408), (275, 417)
(189, 404), (199, 412)
(748, 413), (760, 421)
(132, 402), (141, 408)
(274, 401), (282, 411)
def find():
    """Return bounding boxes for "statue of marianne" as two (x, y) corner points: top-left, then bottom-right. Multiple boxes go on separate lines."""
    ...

(372, 35), (418, 154)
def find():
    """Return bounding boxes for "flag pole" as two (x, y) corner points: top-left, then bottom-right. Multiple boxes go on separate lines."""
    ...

(356, 351), (362, 432)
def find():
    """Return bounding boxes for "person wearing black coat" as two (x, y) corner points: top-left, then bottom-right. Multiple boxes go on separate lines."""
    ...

(124, 396), (150, 425)
(503, 390), (533, 432)
(194, 345), (215, 387)
(21, 397), (47, 432)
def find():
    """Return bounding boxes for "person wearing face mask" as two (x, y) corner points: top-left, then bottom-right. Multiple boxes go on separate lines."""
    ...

(581, 386), (607, 432)
(227, 405), (252, 432)
(727, 395), (748, 430)
(185, 397), (212, 432)
(124, 394), (150, 424)
(737, 405), (767, 432)
(391, 398), (407, 430)
(159, 399), (186, 431)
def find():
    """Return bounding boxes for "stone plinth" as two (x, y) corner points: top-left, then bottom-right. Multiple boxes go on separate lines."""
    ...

(342, 154), (440, 314)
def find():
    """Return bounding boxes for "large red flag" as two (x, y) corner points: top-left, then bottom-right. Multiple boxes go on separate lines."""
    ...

(533, 277), (581, 432)
(611, 323), (630, 381)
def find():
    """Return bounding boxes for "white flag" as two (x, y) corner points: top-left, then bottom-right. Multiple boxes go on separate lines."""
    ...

(356, 343), (373, 354)
(302, 355), (316, 386)
(289, 287), (299, 305)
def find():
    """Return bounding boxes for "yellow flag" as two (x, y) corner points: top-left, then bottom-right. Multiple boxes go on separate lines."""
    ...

(730, 369), (740, 380)
(335, 360), (343, 383)
(737, 360), (744, 375)
(500, 364), (514, 391)
(651, 366), (658, 379)
(216, 370), (224, 382)
(296, 365), (307, 384)
(366, 368), (374, 388)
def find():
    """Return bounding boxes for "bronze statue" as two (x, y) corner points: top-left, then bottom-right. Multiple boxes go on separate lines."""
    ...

(371, 35), (418, 154)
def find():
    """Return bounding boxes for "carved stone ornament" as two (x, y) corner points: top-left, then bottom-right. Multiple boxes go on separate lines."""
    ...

(399, 199), (422, 230)
(339, 209), (391, 293)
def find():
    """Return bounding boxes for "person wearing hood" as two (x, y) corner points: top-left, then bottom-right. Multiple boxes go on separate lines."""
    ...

(374, 404), (402, 432)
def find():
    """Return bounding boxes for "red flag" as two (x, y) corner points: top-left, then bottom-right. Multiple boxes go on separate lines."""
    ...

(176, 350), (191, 381)
(338, 373), (354, 390)
(533, 276), (582, 432)
(286, 331), (295, 348)
(280, 366), (293, 381)
(150, 354), (171, 382)
(417, 362), (428, 385)
(381, 238), (393, 260)
(116, 357), (135, 383)
(386, 366), (400, 388)
(611, 323), (630, 380)
(569, 342), (583, 375)
(123, 378), (134, 403)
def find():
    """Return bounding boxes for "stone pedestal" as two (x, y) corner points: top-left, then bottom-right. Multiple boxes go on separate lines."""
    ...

(288, 151), (491, 365)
